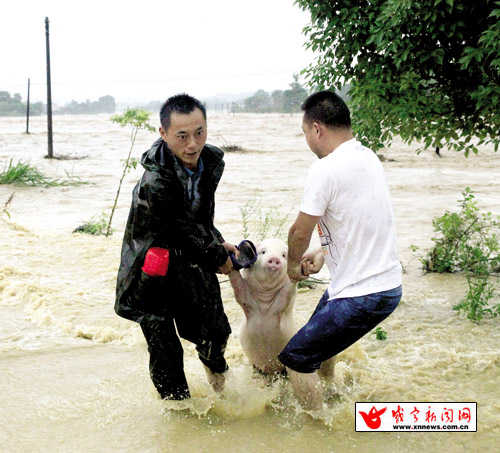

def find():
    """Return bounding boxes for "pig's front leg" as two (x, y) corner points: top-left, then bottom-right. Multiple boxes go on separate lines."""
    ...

(228, 269), (250, 308)
(273, 277), (297, 313)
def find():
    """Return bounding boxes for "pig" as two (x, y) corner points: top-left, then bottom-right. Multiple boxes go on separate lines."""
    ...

(229, 238), (335, 411)
(228, 238), (298, 375)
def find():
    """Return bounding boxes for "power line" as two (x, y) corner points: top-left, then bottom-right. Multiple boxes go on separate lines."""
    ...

(0, 67), (306, 91)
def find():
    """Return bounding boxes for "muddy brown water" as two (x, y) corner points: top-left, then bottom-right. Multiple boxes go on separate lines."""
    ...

(1, 114), (499, 452)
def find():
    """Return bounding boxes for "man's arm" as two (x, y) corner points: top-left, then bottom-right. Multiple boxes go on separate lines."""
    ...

(287, 211), (321, 282)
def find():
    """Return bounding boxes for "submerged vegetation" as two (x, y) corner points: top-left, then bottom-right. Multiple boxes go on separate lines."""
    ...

(0, 159), (87, 186)
(371, 327), (388, 341)
(239, 197), (292, 242)
(73, 212), (111, 236)
(414, 188), (500, 322)
(1, 193), (14, 218)
(219, 136), (244, 153)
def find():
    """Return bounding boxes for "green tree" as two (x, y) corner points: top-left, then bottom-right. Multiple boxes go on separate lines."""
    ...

(271, 90), (284, 112)
(60, 95), (116, 114)
(97, 95), (116, 113)
(30, 102), (44, 115)
(283, 74), (308, 113)
(0, 91), (30, 117)
(244, 89), (272, 113)
(107, 109), (155, 236)
(295, 0), (500, 155)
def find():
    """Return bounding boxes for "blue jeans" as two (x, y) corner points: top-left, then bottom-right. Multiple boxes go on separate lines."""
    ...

(278, 285), (402, 373)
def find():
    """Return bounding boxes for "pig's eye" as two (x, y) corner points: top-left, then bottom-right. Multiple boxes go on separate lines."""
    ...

(261, 249), (266, 255)
(282, 252), (286, 258)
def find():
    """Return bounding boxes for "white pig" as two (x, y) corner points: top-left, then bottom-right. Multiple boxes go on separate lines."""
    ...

(228, 238), (298, 374)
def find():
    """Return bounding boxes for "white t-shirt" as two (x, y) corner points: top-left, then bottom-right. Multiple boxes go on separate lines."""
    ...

(300, 138), (402, 300)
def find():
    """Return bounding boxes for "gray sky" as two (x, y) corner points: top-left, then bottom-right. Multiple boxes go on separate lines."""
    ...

(1, 0), (316, 104)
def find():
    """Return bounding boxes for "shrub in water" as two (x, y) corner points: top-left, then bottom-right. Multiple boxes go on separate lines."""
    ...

(73, 212), (110, 236)
(416, 188), (500, 322)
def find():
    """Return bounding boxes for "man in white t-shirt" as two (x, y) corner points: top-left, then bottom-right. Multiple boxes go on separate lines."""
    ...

(278, 90), (402, 410)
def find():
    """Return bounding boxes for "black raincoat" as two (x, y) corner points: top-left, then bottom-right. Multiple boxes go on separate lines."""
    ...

(115, 138), (231, 345)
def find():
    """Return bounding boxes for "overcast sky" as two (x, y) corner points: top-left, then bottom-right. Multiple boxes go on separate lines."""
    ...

(0, 0), (316, 104)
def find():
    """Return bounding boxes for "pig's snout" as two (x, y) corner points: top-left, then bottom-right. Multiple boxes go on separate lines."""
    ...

(266, 256), (283, 271)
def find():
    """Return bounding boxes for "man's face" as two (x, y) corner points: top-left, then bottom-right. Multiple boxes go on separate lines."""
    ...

(159, 108), (207, 170)
(302, 117), (322, 158)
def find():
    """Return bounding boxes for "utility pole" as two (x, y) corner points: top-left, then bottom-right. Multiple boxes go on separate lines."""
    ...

(45, 17), (54, 158)
(26, 78), (30, 134)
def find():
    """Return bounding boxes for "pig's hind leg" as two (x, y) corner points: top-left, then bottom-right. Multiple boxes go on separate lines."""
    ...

(287, 368), (323, 411)
(317, 356), (336, 381)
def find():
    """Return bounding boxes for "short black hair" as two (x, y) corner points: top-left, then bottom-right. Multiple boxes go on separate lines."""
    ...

(301, 90), (351, 129)
(159, 93), (207, 130)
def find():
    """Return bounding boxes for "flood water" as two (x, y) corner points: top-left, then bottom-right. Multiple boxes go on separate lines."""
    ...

(1, 113), (499, 452)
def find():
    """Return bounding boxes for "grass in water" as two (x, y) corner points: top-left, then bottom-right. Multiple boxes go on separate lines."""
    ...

(1, 193), (14, 218)
(371, 327), (388, 340)
(220, 136), (244, 153)
(0, 159), (87, 186)
(73, 212), (111, 236)
(239, 196), (292, 241)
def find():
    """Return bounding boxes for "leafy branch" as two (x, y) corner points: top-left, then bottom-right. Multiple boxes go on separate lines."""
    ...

(107, 109), (155, 236)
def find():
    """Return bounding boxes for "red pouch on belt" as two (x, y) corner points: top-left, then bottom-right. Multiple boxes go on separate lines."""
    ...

(142, 247), (170, 277)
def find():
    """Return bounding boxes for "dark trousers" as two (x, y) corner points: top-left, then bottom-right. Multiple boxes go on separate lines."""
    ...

(279, 285), (402, 373)
(140, 318), (229, 400)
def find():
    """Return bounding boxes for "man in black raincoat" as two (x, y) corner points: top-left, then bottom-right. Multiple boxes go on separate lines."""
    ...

(115, 94), (237, 400)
